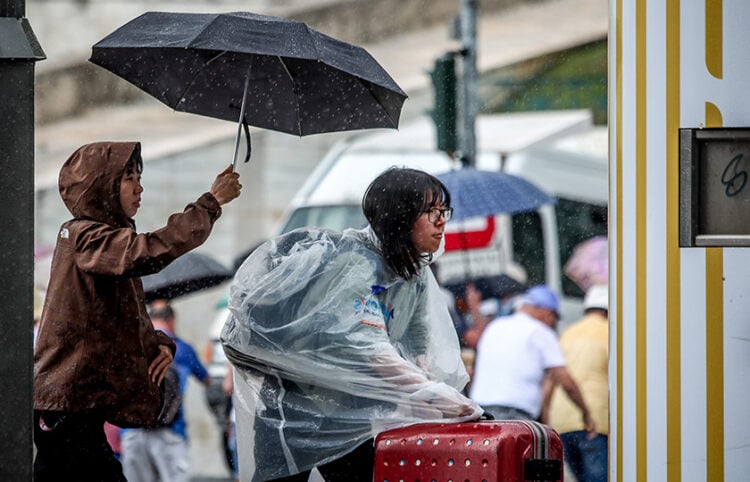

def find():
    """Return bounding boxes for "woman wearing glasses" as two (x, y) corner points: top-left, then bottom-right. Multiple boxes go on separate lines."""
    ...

(223, 167), (482, 482)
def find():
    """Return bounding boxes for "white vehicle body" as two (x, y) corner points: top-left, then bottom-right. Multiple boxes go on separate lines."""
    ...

(273, 110), (607, 327)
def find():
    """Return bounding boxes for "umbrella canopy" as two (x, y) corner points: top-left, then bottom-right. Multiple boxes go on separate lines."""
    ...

(142, 251), (233, 302)
(472, 274), (527, 300)
(443, 274), (526, 302)
(563, 235), (608, 291)
(89, 11), (407, 141)
(437, 168), (555, 222)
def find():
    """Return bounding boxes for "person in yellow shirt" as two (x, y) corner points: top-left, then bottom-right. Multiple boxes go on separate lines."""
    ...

(543, 284), (609, 482)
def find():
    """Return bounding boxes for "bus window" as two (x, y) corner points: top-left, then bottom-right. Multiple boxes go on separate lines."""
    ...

(555, 199), (608, 297)
(511, 211), (545, 287)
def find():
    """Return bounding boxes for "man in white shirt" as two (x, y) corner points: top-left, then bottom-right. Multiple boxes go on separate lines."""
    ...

(469, 285), (595, 433)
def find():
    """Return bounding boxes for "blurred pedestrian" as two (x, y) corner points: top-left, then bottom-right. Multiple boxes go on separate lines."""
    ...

(461, 275), (525, 350)
(459, 292), (498, 386)
(469, 285), (595, 431)
(430, 263), (469, 341)
(33, 141), (241, 481)
(545, 284), (609, 482)
(224, 167), (482, 482)
(463, 280), (487, 332)
(122, 302), (212, 482)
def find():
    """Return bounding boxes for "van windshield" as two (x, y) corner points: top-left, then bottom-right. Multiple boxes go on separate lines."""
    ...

(281, 205), (367, 234)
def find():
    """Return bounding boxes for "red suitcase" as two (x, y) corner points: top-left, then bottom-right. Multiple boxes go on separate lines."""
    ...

(374, 420), (563, 482)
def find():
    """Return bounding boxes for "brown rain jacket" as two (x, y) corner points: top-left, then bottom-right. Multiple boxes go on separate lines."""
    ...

(34, 141), (222, 427)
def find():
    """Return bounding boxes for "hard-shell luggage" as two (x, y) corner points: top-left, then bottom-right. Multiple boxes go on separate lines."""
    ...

(374, 420), (563, 482)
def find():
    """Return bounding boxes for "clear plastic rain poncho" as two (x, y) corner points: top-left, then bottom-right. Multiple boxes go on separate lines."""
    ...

(222, 226), (482, 481)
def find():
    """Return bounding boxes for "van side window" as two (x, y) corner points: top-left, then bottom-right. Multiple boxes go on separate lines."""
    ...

(282, 205), (367, 233)
(512, 200), (608, 298)
(555, 199), (608, 297)
(511, 211), (545, 287)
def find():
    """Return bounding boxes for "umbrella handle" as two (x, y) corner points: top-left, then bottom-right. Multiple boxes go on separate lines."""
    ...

(232, 69), (252, 171)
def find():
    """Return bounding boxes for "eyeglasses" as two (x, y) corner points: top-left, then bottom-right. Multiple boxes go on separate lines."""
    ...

(424, 206), (453, 223)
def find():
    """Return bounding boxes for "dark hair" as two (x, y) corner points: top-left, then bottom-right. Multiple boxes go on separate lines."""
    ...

(148, 303), (175, 321)
(362, 167), (451, 280)
(125, 145), (143, 175)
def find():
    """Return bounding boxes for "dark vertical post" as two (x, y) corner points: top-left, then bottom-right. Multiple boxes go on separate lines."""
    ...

(458, 0), (478, 167)
(0, 0), (45, 479)
(430, 53), (458, 155)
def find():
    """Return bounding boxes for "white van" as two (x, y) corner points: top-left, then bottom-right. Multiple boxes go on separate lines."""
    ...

(273, 110), (607, 327)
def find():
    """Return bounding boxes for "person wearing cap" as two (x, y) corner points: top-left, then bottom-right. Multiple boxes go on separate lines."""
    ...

(469, 285), (595, 432)
(544, 284), (609, 482)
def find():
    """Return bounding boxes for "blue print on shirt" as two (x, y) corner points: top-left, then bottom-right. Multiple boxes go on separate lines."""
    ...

(353, 285), (394, 329)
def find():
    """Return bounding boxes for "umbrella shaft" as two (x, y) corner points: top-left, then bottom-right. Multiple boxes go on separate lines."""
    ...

(232, 69), (252, 171)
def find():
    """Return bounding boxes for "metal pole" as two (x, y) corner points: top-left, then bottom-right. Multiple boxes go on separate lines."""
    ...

(458, 0), (478, 167)
(0, 1), (44, 479)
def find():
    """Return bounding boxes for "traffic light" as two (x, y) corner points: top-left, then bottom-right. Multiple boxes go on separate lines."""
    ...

(430, 53), (457, 154)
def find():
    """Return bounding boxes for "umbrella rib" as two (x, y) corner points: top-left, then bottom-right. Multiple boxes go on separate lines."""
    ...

(360, 80), (400, 129)
(276, 56), (303, 136)
(176, 50), (228, 110)
(303, 24), (400, 130)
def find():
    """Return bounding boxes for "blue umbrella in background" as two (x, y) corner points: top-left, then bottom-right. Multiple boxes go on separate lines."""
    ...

(437, 168), (555, 222)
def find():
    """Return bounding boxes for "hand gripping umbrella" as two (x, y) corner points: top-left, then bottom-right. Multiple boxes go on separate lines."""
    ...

(89, 11), (408, 170)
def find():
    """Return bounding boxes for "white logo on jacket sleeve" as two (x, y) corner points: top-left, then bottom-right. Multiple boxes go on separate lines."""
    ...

(60, 228), (69, 239)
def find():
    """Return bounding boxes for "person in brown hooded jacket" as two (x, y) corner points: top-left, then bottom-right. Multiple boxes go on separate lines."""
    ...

(33, 141), (241, 481)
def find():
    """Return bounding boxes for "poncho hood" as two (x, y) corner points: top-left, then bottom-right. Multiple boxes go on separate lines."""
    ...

(59, 141), (140, 228)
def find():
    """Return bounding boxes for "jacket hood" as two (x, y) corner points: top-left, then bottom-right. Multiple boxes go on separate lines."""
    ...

(59, 141), (140, 227)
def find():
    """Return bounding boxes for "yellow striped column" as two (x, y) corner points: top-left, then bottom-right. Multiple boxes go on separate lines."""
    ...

(610, 0), (750, 481)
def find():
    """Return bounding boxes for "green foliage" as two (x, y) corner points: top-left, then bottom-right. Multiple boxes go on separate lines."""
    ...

(480, 39), (608, 125)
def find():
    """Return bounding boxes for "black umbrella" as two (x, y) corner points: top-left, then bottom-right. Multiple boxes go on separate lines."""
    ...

(472, 275), (526, 300)
(142, 251), (233, 302)
(443, 275), (526, 302)
(89, 11), (407, 168)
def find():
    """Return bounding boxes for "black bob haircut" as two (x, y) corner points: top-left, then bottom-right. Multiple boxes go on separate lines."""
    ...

(362, 167), (451, 280)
